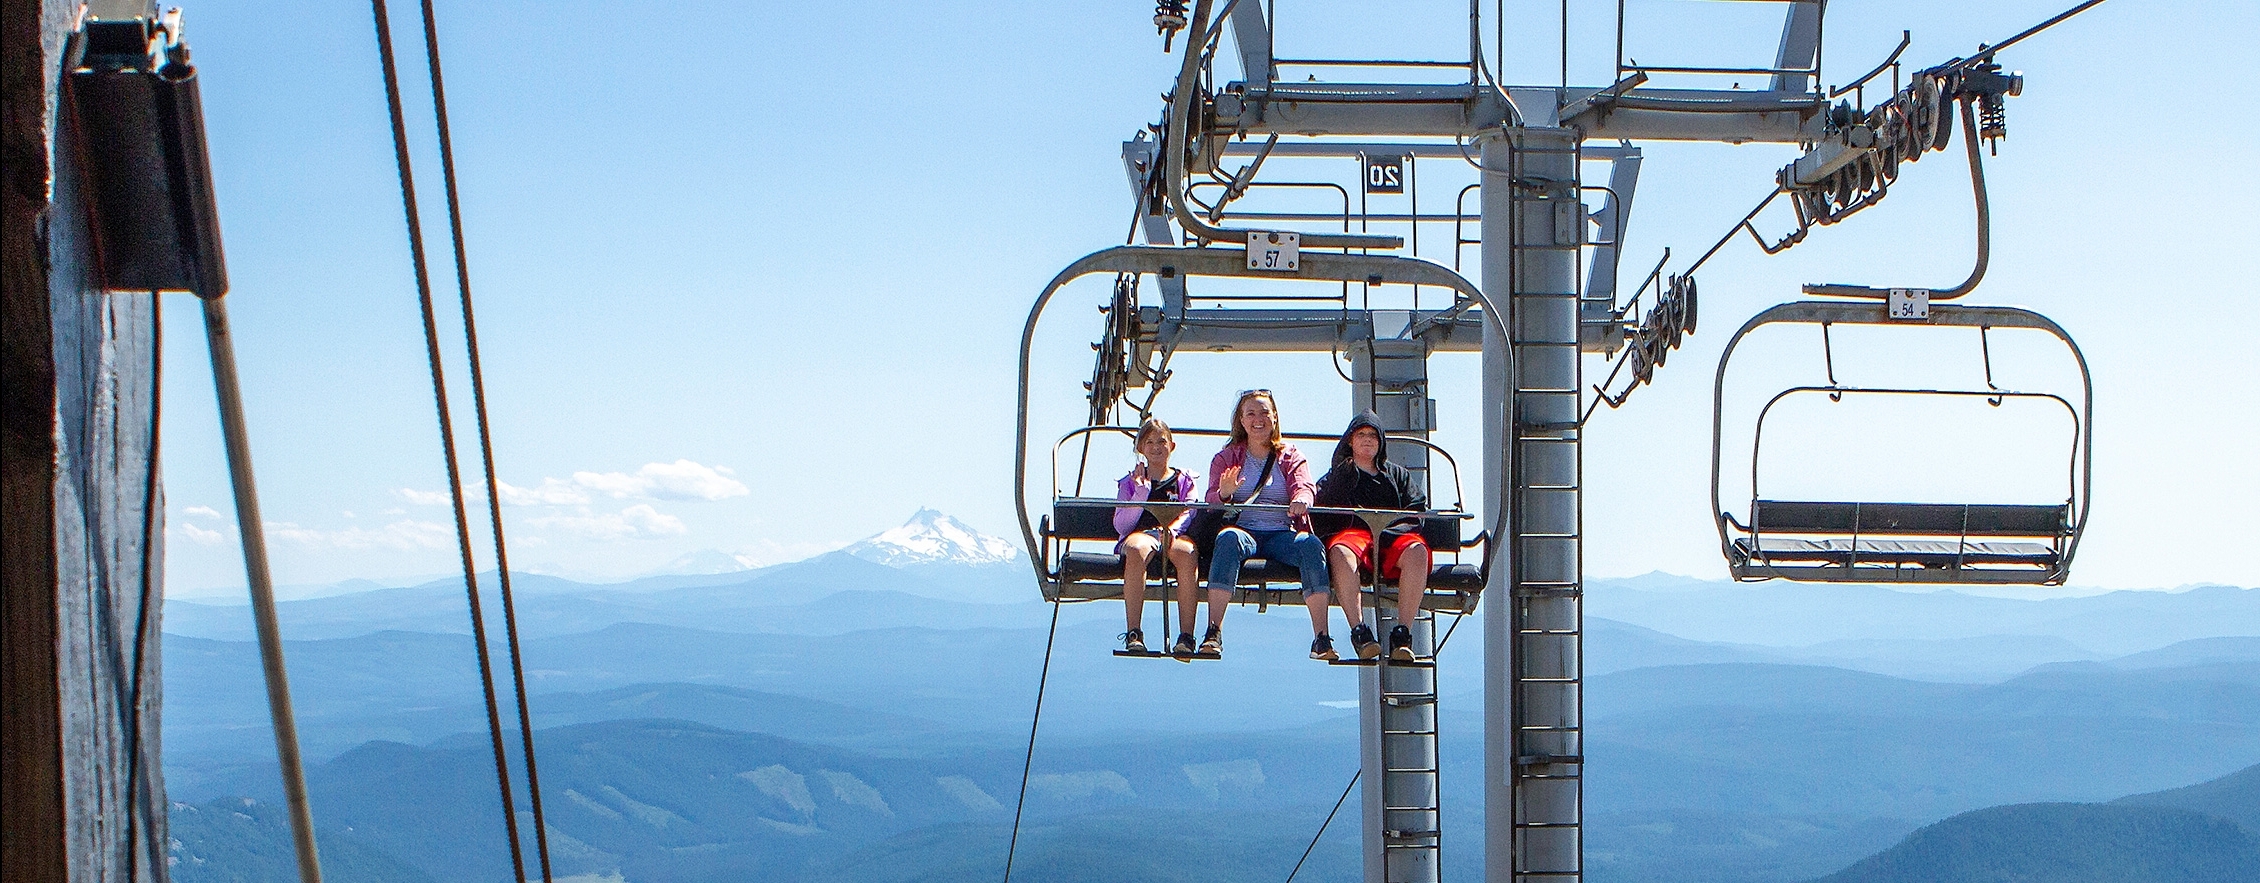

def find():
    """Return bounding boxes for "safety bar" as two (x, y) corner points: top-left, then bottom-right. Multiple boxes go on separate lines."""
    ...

(1048, 425), (1466, 508)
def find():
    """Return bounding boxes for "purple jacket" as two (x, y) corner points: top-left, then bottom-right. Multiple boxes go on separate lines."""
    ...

(1206, 441), (1317, 533)
(1114, 466), (1199, 538)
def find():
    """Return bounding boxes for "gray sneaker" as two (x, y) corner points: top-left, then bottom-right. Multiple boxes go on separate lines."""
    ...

(1349, 624), (1382, 659)
(1389, 624), (1416, 661)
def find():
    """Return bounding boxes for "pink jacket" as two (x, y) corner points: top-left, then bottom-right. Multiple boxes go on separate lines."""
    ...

(1114, 466), (1199, 538)
(1206, 441), (1317, 532)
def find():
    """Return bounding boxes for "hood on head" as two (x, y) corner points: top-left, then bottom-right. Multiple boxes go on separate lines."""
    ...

(1332, 410), (1389, 469)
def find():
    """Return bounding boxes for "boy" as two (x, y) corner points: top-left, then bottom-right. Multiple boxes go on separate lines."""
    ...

(1312, 412), (1432, 660)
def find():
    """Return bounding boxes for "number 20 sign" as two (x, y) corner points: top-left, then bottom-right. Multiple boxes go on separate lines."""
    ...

(1365, 154), (1406, 194)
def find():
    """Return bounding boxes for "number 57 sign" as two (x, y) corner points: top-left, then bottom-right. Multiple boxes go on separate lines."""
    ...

(1246, 231), (1300, 272)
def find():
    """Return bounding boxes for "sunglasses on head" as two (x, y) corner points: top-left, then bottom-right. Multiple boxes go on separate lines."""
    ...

(1236, 388), (1272, 399)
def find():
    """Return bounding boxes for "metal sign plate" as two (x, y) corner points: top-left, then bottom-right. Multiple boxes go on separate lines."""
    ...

(1247, 231), (1300, 272)
(1888, 288), (1930, 320)
(1364, 153), (1406, 193)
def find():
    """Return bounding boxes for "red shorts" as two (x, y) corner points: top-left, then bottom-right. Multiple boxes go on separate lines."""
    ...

(1325, 528), (1427, 581)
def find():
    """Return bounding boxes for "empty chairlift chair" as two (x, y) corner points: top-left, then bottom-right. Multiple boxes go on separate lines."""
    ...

(1709, 301), (2092, 585)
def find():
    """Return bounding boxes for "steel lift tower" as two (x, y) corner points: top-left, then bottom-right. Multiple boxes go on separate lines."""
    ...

(1021, 2), (2060, 882)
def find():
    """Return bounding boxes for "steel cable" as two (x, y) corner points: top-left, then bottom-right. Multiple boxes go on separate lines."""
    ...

(369, 3), (531, 881)
(410, 0), (556, 877)
(1281, 609), (1468, 883)
(1001, 598), (1066, 883)
(1283, 770), (1360, 883)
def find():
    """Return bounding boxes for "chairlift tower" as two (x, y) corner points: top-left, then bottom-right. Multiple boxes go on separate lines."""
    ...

(1019, 2), (2065, 882)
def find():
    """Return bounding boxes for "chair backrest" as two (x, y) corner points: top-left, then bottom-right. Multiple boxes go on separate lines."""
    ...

(1050, 501), (1124, 541)
(1418, 515), (1462, 551)
(1751, 500), (2069, 537)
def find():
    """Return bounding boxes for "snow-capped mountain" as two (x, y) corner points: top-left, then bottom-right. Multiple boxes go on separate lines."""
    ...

(842, 509), (1020, 567)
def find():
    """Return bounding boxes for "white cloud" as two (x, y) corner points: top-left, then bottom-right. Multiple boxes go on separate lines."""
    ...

(183, 505), (222, 519)
(403, 460), (744, 515)
(268, 519), (451, 551)
(497, 478), (589, 506)
(528, 504), (687, 541)
(398, 488), (452, 506)
(173, 522), (226, 546)
(572, 460), (747, 501)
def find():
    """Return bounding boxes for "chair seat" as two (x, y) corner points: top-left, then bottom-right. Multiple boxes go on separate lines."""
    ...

(1060, 550), (1150, 582)
(1057, 555), (1483, 592)
(1425, 563), (1483, 592)
(1734, 537), (2058, 566)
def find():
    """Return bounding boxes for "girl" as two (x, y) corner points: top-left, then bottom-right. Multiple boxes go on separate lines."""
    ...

(1202, 390), (1333, 660)
(1112, 417), (1200, 653)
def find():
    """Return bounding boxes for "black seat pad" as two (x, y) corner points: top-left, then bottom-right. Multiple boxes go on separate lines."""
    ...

(1735, 537), (2057, 566)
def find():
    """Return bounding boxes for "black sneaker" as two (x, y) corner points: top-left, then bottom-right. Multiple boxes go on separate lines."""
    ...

(1310, 633), (1338, 661)
(1389, 624), (1416, 661)
(1199, 625), (1224, 657)
(1171, 632), (1198, 657)
(1121, 628), (1146, 653)
(1349, 624), (1382, 659)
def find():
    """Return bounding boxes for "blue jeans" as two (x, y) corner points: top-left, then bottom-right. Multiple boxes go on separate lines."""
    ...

(1209, 527), (1329, 597)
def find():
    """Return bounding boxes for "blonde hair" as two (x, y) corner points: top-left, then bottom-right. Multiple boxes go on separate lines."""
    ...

(1226, 391), (1283, 450)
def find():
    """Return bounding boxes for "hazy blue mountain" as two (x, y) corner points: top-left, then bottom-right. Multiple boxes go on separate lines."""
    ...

(166, 557), (2259, 662)
(2115, 762), (2260, 834)
(1583, 810), (1914, 883)
(169, 655), (2260, 883)
(158, 549), (2258, 882)
(2078, 635), (2260, 671)
(1559, 661), (2260, 822)
(168, 796), (436, 883)
(1585, 579), (2259, 656)
(1809, 802), (2260, 883)
(245, 717), (1387, 883)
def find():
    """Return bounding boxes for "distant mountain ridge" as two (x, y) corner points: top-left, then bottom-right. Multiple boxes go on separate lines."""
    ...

(1812, 762), (2260, 882)
(2116, 761), (2260, 834)
(1810, 802), (2260, 883)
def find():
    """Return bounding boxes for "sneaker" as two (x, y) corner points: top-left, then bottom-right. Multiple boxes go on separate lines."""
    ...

(1389, 624), (1416, 661)
(1310, 633), (1338, 661)
(1199, 625), (1224, 657)
(1171, 632), (1198, 656)
(1349, 624), (1382, 659)
(1121, 628), (1146, 653)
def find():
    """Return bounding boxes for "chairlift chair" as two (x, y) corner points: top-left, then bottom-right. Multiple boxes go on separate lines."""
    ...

(1014, 246), (1516, 626)
(1710, 300), (2092, 585)
(1038, 425), (1487, 614)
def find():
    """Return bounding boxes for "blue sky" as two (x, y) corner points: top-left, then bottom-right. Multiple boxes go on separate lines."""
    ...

(156, 0), (2257, 597)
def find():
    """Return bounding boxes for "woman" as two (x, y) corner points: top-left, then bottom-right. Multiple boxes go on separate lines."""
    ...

(1112, 417), (1200, 653)
(1201, 389), (1335, 660)
(1312, 411), (1431, 661)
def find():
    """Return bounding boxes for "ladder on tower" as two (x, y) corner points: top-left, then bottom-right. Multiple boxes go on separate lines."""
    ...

(1354, 339), (1444, 883)
(1506, 132), (1586, 882)
(1374, 630), (1442, 881)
